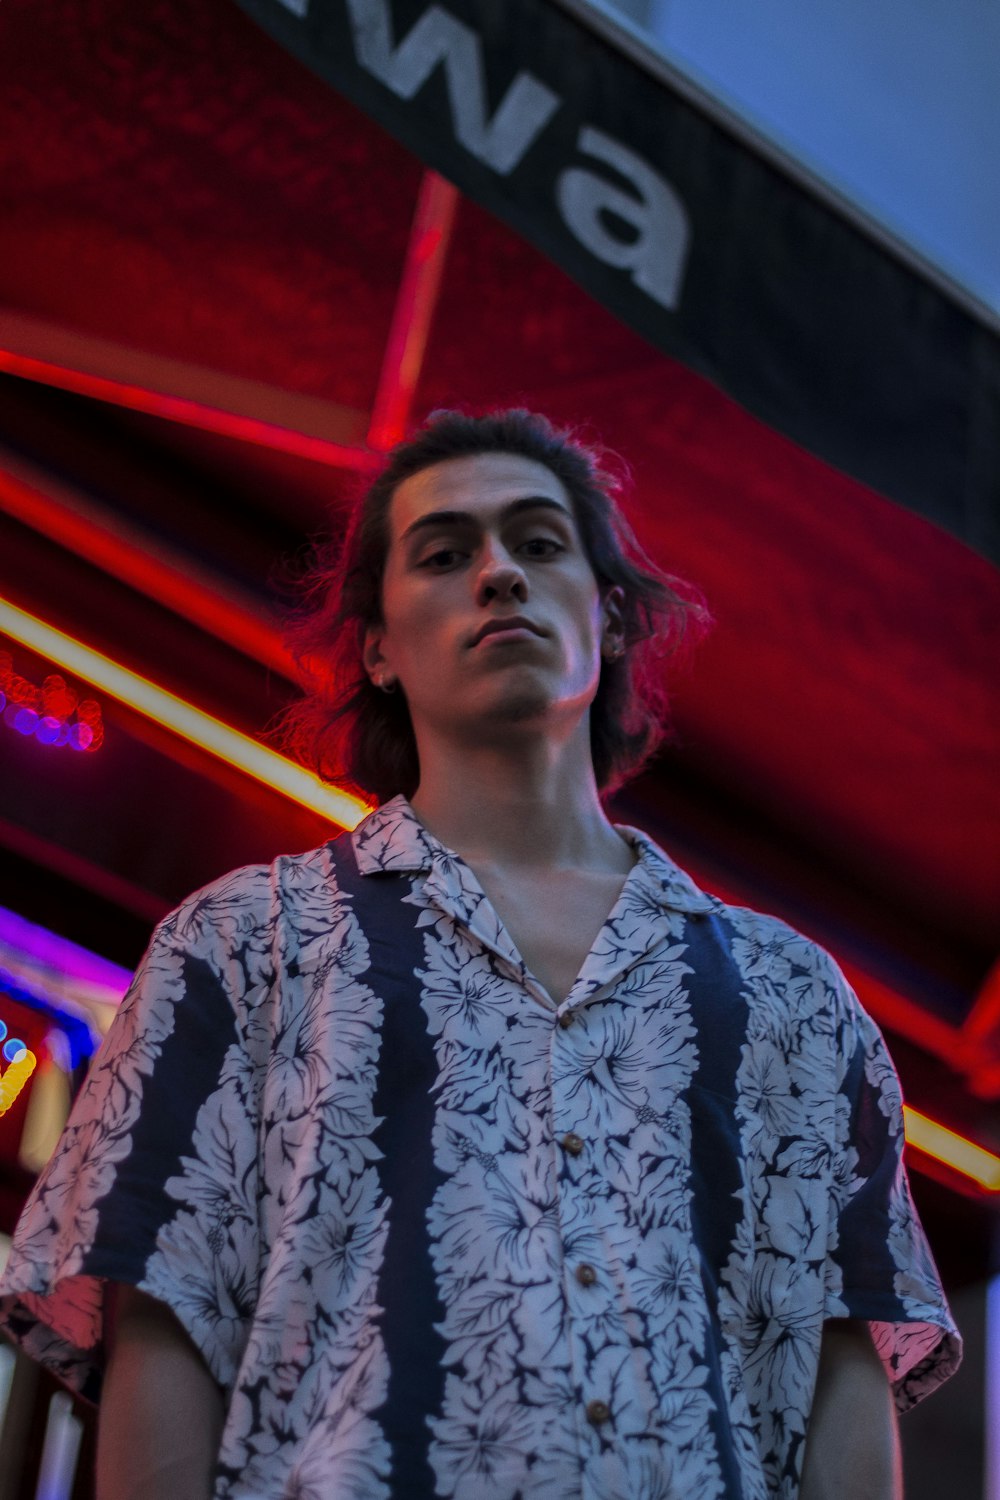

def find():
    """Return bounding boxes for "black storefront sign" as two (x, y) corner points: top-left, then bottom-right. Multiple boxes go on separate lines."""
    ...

(234, 0), (999, 561)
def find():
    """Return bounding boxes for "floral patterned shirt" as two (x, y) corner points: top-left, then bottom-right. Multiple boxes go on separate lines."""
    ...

(0, 796), (959, 1499)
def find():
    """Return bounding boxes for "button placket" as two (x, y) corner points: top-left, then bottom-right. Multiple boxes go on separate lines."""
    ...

(551, 994), (615, 1457)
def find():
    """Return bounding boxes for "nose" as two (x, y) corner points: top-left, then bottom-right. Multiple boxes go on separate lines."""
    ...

(474, 541), (527, 605)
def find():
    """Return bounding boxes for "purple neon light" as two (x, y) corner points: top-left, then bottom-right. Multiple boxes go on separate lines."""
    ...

(0, 905), (130, 1001)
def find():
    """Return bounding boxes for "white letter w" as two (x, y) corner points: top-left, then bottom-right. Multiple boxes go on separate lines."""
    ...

(345, 0), (560, 174)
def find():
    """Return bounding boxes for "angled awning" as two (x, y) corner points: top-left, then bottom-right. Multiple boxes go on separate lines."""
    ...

(236, 0), (999, 562)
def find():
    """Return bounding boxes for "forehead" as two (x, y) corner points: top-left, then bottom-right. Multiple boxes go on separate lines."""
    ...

(387, 452), (574, 538)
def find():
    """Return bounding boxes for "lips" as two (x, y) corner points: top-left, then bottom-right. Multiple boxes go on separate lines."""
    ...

(469, 617), (543, 647)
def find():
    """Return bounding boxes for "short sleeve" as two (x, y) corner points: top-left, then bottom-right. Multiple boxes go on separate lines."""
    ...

(824, 966), (962, 1411)
(0, 872), (269, 1403)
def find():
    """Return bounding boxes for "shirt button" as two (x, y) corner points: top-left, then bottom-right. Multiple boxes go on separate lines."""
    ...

(586, 1399), (611, 1426)
(560, 1132), (584, 1156)
(557, 1010), (575, 1029)
(575, 1263), (597, 1286)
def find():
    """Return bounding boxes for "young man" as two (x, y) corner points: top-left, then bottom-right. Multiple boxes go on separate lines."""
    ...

(0, 411), (959, 1498)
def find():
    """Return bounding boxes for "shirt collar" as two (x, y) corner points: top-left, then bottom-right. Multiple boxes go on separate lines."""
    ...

(351, 795), (716, 917)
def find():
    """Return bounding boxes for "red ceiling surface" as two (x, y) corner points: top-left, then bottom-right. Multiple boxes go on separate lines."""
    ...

(0, 0), (998, 1199)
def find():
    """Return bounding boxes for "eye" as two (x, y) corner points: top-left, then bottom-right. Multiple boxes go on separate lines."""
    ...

(519, 537), (564, 558)
(418, 547), (466, 570)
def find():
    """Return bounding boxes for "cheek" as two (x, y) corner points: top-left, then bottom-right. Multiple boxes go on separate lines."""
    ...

(381, 587), (452, 671)
(567, 586), (604, 651)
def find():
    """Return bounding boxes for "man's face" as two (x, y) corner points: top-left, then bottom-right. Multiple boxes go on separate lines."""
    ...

(363, 452), (622, 745)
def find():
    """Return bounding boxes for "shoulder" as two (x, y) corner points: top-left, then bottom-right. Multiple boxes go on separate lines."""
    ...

(625, 825), (870, 1038)
(709, 895), (869, 1041)
(719, 899), (839, 974)
(153, 836), (349, 956)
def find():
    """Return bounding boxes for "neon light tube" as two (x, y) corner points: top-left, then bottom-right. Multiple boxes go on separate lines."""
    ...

(0, 348), (381, 474)
(903, 1105), (1000, 1192)
(0, 598), (370, 830)
(0, 905), (130, 1000)
(0, 460), (296, 679)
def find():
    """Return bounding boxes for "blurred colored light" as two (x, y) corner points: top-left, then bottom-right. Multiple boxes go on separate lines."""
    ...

(0, 1020), (7, 1043)
(2, 1039), (27, 1063)
(67, 722), (93, 751)
(0, 972), (99, 1071)
(903, 1106), (1000, 1191)
(41, 675), (77, 718)
(0, 1047), (36, 1116)
(1, 657), (102, 752)
(0, 597), (369, 828)
(0, 906), (131, 999)
(35, 715), (63, 745)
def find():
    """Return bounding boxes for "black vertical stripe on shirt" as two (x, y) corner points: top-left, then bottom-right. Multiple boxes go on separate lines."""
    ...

(83, 952), (240, 1280)
(684, 912), (751, 1499)
(327, 837), (448, 1498)
(832, 1035), (901, 1305)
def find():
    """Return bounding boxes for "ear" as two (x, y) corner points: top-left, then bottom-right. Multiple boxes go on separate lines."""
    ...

(362, 623), (390, 685)
(600, 586), (626, 657)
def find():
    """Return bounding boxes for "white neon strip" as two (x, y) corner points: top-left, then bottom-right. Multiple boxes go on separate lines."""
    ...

(0, 597), (370, 830)
(0, 1338), (15, 1438)
(34, 1391), (83, 1500)
(988, 1273), (1000, 1500)
(903, 1106), (1000, 1192)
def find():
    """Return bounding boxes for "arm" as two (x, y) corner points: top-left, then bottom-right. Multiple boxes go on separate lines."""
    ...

(97, 1284), (225, 1500)
(800, 1319), (902, 1500)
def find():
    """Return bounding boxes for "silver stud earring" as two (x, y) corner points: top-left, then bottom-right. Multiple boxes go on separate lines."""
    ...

(376, 673), (398, 694)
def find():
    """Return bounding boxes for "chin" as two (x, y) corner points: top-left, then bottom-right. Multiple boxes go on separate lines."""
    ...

(488, 681), (571, 729)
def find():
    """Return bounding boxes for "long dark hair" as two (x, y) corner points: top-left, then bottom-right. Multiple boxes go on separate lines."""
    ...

(279, 409), (710, 802)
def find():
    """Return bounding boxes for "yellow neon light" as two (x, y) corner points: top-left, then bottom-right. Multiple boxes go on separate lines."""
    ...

(904, 1106), (1000, 1192)
(0, 1048), (37, 1117)
(0, 598), (370, 830)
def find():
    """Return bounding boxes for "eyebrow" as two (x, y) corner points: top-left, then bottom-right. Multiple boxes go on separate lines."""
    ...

(399, 495), (575, 543)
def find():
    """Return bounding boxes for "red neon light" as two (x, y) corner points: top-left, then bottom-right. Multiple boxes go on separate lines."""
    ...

(0, 815), (170, 924)
(680, 870), (993, 1097)
(0, 349), (382, 473)
(369, 171), (459, 451)
(837, 961), (973, 1075)
(0, 465), (296, 680)
(960, 957), (1000, 1098)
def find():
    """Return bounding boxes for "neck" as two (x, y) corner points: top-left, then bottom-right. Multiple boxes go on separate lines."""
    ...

(409, 718), (631, 874)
